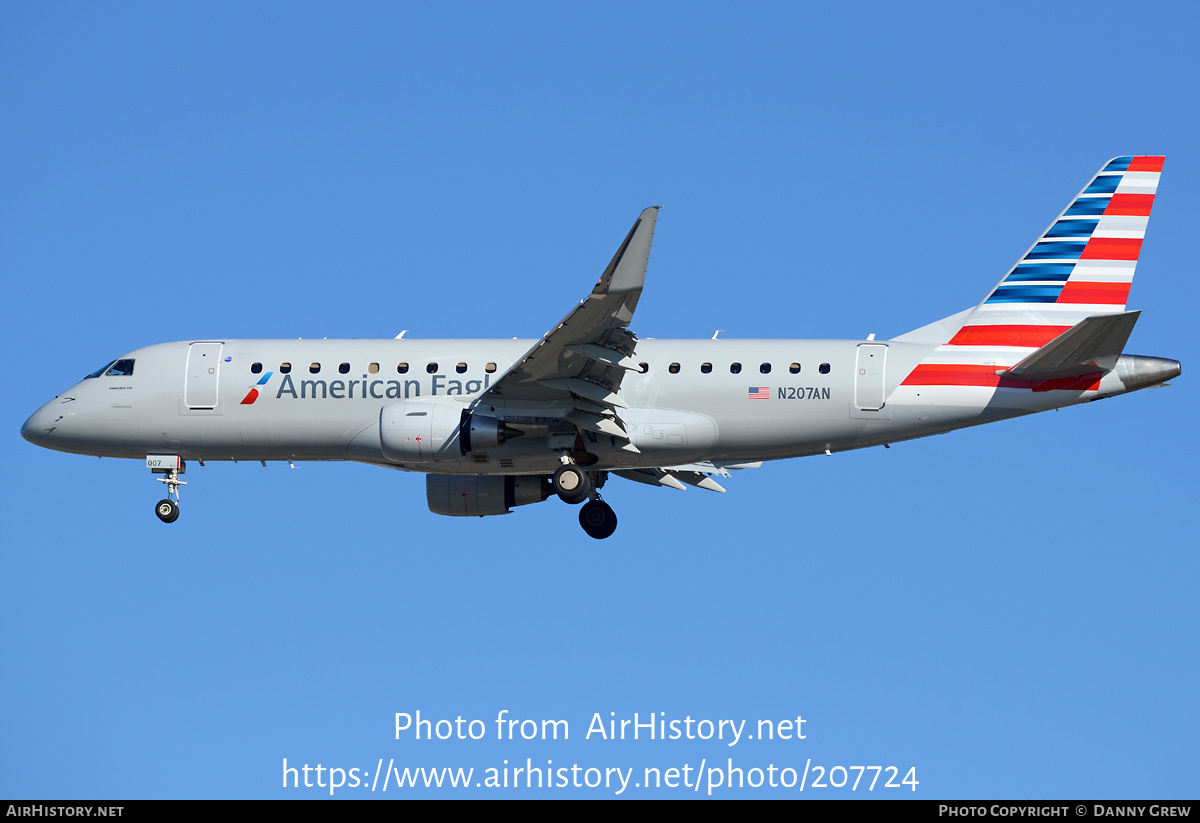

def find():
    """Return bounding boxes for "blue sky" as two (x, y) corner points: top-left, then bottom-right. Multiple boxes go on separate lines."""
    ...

(2, 2), (1196, 798)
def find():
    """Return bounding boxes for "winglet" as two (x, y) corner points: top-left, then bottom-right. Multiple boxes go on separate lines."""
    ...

(594, 206), (659, 296)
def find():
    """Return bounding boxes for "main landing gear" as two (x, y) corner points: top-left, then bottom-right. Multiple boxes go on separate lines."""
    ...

(578, 498), (617, 540)
(149, 457), (186, 524)
(552, 463), (592, 504)
(554, 459), (618, 539)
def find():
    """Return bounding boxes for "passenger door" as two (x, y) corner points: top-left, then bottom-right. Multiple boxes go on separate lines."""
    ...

(185, 342), (224, 409)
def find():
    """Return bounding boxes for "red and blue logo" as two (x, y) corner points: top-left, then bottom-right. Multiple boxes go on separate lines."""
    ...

(240, 372), (274, 405)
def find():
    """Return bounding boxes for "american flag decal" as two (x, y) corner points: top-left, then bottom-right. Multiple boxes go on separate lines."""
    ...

(748, 386), (770, 399)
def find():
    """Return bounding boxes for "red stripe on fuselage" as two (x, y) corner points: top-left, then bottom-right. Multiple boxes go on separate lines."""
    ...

(901, 365), (998, 387)
(901, 364), (1101, 392)
(946, 325), (1071, 347)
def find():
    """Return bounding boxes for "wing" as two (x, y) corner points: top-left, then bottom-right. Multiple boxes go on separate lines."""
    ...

(613, 461), (763, 494)
(477, 207), (660, 442)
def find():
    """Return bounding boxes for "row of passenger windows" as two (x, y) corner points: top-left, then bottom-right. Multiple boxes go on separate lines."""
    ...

(248, 360), (831, 376)
(659, 362), (831, 375)
(250, 361), (499, 375)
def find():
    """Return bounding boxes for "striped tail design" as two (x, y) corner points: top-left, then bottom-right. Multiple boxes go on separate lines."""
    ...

(903, 156), (1163, 390)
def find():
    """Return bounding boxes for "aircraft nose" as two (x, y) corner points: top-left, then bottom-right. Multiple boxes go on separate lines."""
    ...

(21, 404), (56, 444)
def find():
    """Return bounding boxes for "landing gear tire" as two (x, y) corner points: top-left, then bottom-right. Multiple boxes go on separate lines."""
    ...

(155, 499), (180, 523)
(553, 464), (591, 504)
(579, 500), (618, 539)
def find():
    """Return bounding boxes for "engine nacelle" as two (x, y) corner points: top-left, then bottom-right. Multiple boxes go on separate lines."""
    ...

(380, 401), (465, 463)
(426, 474), (553, 517)
(380, 402), (526, 463)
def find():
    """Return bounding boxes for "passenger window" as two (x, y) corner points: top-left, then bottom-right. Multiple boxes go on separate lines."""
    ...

(251, 362), (263, 374)
(397, 363), (409, 374)
(669, 363), (680, 374)
(105, 359), (135, 377)
(700, 363), (712, 374)
(456, 363), (467, 374)
(819, 363), (831, 374)
(338, 362), (350, 374)
(639, 363), (649, 373)
(730, 363), (742, 374)
(789, 363), (801, 374)
(485, 362), (497, 373)
(309, 363), (321, 374)
(760, 363), (771, 374)
(426, 362), (438, 374)
(280, 363), (292, 374)
(368, 362), (379, 374)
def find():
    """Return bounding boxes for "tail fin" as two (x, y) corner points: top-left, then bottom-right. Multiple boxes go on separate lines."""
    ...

(964, 155), (1163, 336)
(897, 157), (1163, 347)
(896, 157), (1164, 389)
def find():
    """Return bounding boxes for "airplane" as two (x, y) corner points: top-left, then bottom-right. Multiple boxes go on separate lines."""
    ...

(21, 157), (1181, 539)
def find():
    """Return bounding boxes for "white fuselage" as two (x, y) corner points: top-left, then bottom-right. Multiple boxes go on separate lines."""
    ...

(21, 336), (1169, 475)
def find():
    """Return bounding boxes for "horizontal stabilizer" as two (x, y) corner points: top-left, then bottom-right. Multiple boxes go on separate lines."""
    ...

(1002, 311), (1140, 380)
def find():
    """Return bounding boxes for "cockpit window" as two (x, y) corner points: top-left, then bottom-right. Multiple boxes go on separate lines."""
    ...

(86, 360), (118, 379)
(105, 359), (135, 377)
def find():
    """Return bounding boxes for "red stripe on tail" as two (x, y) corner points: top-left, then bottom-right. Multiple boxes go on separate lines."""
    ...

(1127, 156), (1165, 172)
(1080, 237), (1143, 260)
(1057, 281), (1131, 304)
(946, 325), (1071, 347)
(1104, 194), (1154, 216)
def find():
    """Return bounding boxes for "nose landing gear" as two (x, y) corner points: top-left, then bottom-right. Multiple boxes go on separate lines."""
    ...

(148, 455), (186, 524)
(155, 498), (180, 523)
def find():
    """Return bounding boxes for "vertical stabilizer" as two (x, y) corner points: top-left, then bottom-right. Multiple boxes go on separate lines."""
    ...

(964, 156), (1162, 335)
(897, 157), (1163, 389)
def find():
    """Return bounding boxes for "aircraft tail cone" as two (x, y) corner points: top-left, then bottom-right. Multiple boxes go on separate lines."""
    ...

(1115, 355), (1181, 391)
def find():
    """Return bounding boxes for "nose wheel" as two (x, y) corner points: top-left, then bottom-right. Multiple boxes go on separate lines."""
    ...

(155, 499), (180, 523)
